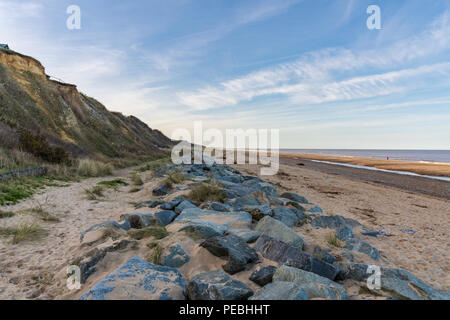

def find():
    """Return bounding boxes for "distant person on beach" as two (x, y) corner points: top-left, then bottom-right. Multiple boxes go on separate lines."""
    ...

(387, 156), (390, 160)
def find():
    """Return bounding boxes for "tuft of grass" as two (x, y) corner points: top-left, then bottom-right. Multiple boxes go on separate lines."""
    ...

(187, 181), (226, 204)
(137, 157), (171, 173)
(166, 169), (185, 184)
(0, 210), (15, 219)
(128, 187), (141, 193)
(128, 226), (169, 240)
(130, 172), (144, 186)
(146, 242), (163, 264)
(0, 222), (46, 244)
(85, 185), (105, 200)
(77, 159), (113, 177)
(327, 231), (343, 248)
(98, 178), (128, 189)
(28, 206), (60, 222)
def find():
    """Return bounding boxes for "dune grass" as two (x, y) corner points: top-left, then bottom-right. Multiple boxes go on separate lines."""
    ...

(327, 231), (343, 248)
(77, 159), (113, 177)
(0, 222), (46, 244)
(128, 226), (169, 240)
(187, 181), (226, 204)
(98, 178), (128, 189)
(130, 172), (144, 186)
(0, 210), (15, 219)
(84, 185), (105, 200)
(146, 242), (163, 264)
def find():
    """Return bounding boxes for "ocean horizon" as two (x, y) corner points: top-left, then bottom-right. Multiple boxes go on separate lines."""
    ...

(279, 149), (450, 164)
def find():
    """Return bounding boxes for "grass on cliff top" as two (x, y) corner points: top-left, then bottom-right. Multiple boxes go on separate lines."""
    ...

(0, 222), (46, 244)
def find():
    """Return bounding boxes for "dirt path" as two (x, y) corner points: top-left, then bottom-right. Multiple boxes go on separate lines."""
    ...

(0, 166), (158, 300)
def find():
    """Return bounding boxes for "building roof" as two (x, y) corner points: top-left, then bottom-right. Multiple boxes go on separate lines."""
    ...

(0, 44), (10, 49)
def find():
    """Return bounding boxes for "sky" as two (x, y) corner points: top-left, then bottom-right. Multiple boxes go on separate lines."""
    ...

(1, 0), (450, 149)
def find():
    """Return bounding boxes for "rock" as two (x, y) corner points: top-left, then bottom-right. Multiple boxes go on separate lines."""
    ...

(79, 256), (186, 300)
(135, 200), (163, 209)
(174, 200), (197, 214)
(280, 192), (309, 204)
(75, 239), (137, 283)
(272, 207), (308, 227)
(227, 229), (260, 243)
(180, 220), (228, 238)
(310, 215), (354, 241)
(254, 235), (339, 280)
(209, 202), (231, 212)
(200, 234), (259, 274)
(187, 270), (253, 300)
(313, 246), (338, 264)
(249, 281), (309, 300)
(273, 265), (347, 300)
(254, 216), (304, 249)
(336, 263), (449, 300)
(80, 221), (130, 243)
(229, 196), (260, 210)
(120, 213), (158, 229)
(160, 198), (183, 210)
(239, 205), (273, 221)
(344, 238), (380, 261)
(340, 252), (354, 262)
(154, 210), (177, 226)
(153, 183), (171, 196)
(175, 208), (252, 229)
(309, 206), (323, 214)
(249, 266), (277, 286)
(161, 244), (190, 268)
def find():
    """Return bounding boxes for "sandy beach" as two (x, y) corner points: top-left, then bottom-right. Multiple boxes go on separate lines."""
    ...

(0, 159), (449, 299)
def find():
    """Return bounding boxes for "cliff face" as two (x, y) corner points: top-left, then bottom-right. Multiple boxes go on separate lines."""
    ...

(0, 48), (173, 159)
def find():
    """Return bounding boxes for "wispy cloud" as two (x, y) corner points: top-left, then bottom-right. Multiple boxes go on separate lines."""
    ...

(178, 11), (450, 110)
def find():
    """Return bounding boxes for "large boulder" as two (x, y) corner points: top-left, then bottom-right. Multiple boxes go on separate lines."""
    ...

(273, 265), (347, 300)
(255, 216), (304, 249)
(336, 263), (450, 300)
(272, 207), (308, 227)
(310, 215), (354, 241)
(254, 235), (339, 280)
(344, 238), (380, 261)
(135, 200), (163, 209)
(153, 183), (171, 196)
(175, 208), (252, 230)
(154, 211), (177, 226)
(161, 244), (190, 268)
(174, 200), (197, 214)
(249, 281), (309, 300)
(119, 213), (157, 229)
(187, 270), (253, 300)
(179, 220), (228, 239)
(227, 229), (260, 243)
(79, 257), (186, 300)
(249, 266), (277, 286)
(200, 235), (259, 274)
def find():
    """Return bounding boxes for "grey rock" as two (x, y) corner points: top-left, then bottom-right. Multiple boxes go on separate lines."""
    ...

(79, 256), (186, 300)
(227, 229), (260, 243)
(272, 207), (308, 227)
(174, 200), (197, 214)
(249, 266), (277, 286)
(180, 220), (228, 238)
(160, 198), (183, 210)
(230, 196), (260, 210)
(280, 192), (309, 204)
(120, 213), (157, 229)
(273, 265), (347, 300)
(309, 206), (323, 214)
(135, 200), (163, 209)
(310, 215), (354, 241)
(255, 216), (304, 249)
(175, 208), (252, 229)
(344, 238), (380, 261)
(249, 281), (309, 300)
(209, 202), (231, 212)
(313, 246), (338, 264)
(154, 210), (177, 226)
(153, 183), (171, 196)
(254, 235), (339, 280)
(161, 244), (190, 268)
(200, 234), (259, 274)
(336, 263), (449, 300)
(187, 270), (253, 300)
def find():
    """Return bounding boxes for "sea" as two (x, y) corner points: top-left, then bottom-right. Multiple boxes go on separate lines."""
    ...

(279, 149), (450, 164)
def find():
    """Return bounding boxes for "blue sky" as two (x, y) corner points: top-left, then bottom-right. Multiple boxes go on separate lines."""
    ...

(1, 0), (450, 149)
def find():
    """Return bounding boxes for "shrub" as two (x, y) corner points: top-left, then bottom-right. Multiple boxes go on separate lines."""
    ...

(166, 169), (185, 184)
(19, 130), (70, 164)
(0, 210), (15, 219)
(131, 172), (144, 186)
(98, 178), (128, 189)
(77, 159), (113, 177)
(146, 243), (163, 264)
(327, 231), (342, 248)
(85, 186), (105, 200)
(187, 181), (226, 204)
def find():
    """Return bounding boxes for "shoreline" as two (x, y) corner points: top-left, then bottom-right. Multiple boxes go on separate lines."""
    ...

(279, 152), (450, 178)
